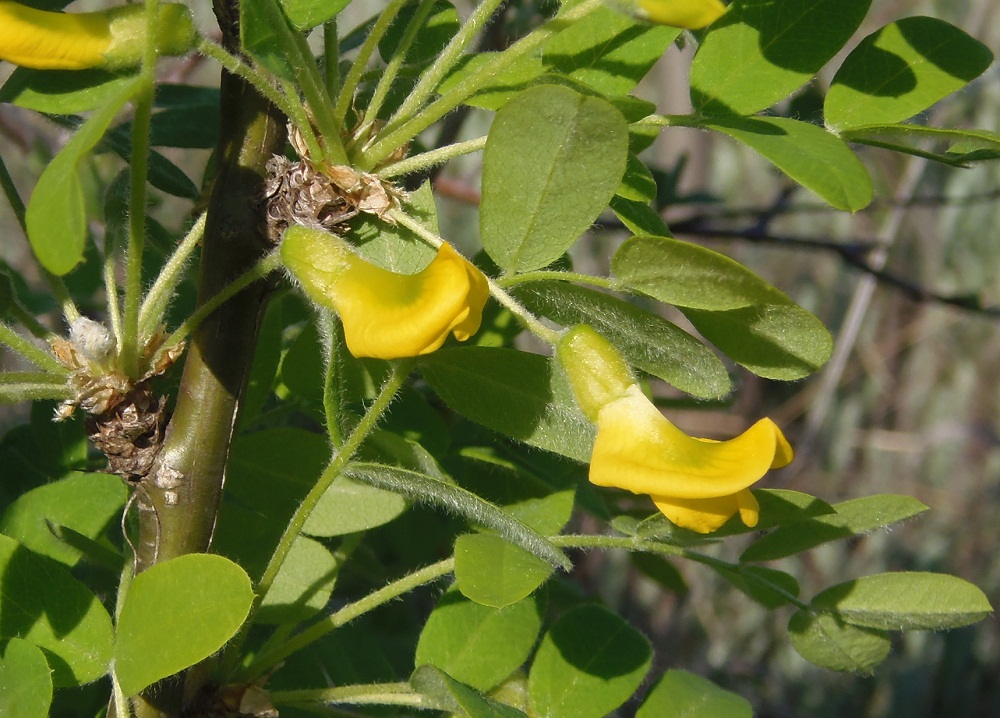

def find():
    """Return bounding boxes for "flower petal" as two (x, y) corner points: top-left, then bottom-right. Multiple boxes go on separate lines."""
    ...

(332, 242), (485, 358)
(636, 0), (727, 29)
(0, 2), (111, 70)
(590, 386), (790, 499)
(651, 488), (758, 534)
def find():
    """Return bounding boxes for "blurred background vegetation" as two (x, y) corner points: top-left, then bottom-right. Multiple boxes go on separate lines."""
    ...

(2, 0), (998, 716)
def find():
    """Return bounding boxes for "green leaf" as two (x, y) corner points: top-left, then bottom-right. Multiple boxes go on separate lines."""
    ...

(609, 196), (672, 237)
(455, 534), (553, 608)
(416, 588), (542, 692)
(0, 534), (113, 686)
(630, 554), (687, 596)
(481, 85), (628, 273)
(683, 303), (832, 380)
(636, 669), (752, 718)
(350, 181), (439, 273)
(380, 0), (459, 66)
(412, 665), (529, 718)
(304, 472), (408, 536)
(280, 0), (350, 30)
(711, 564), (800, 609)
(713, 489), (835, 537)
(788, 610), (891, 674)
(214, 429), (330, 579)
(826, 17), (994, 131)
(511, 280), (731, 399)
(840, 124), (1000, 167)
(529, 604), (651, 718)
(345, 462), (571, 572)
(420, 347), (595, 463)
(702, 116), (873, 211)
(440, 8), (679, 109)
(0, 472), (126, 566)
(0, 638), (53, 717)
(617, 155), (658, 203)
(0, 68), (137, 114)
(240, 0), (297, 80)
(25, 78), (141, 275)
(691, 0), (871, 116)
(612, 235), (790, 310)
(741, 494), (929, 562)
(451, 452), (576, 536)
(810, 572), (993, 632)
(612, 235), (832, 378)
(257, 536), (340, 624)
(115, 554), (254, 696)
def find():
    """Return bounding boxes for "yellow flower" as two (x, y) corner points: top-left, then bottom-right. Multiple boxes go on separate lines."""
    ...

(557, 324), (793, 533)
(625, 0), (728, 29)
(591, 386), (793, 533)
(281, 225), (489, 359)
(0, 2), (194, 71)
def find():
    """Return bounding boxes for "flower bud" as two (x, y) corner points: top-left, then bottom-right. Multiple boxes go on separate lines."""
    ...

(556, 325), (635, 422)
(0, 2), (195, 71)
(610, 0), (727, 30)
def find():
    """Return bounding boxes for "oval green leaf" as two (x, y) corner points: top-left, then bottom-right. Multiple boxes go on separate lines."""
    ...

(257, 536), (340, 625)
(528, 605), (651, 718)
(346, 462), (570, 571)
(691, 0), (871, 116)
(412, 665), (529, 718)
(703, 116), (873, 211)
(683, 304), (832, 380)
(481, 85), (628, 273)
(114, 554), (254, 696)
(512, 280), (731, 399)
(0, 534), (113, 686)
(415, 588), (543, 692)
(636, 669), (752, 718)
(810, 572), (993, 632)
(420, 347), (595, 463)
(0, 638), (53, 717)
(826, 17), (994, 131)
(741, 494), (929, 563)
(0, 472), (126, 566)
(788, 609), (891, 674)
(455, 533), (553, 608)
(25, 78), (141, 275)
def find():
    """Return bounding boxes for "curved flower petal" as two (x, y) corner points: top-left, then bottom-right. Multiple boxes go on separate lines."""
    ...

(556, 325), (636, 422)
(636, 0), (727, 29)
(281, 225), (487, 359)
(0, 2), (194, 71)
(589, 384), (792, 532)
(0, 3), (111, 70)
(651, 488), (759, 534)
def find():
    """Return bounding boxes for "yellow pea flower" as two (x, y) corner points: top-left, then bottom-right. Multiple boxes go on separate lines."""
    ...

(0, 2), (194, 71)
(558, 324), (793, 533)
(610, 0), (727, 29)
(281, 225), (489, 360)
(591, 385), (793, 533)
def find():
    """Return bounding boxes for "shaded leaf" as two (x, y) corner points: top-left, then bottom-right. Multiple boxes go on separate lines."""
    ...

(636, 669), (752, 718)
(788, 610), (891, 674)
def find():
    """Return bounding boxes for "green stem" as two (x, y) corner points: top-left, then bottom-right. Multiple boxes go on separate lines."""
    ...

(289, 31), (348, 165)
(0, 152), (80, 323)
(550, 534), (684, 556)
(240, 557), (454, 681)
(495, 270), (618, 290)
(389, 211), (561, 343)
(102, 229), (123, 351)
(360, 0), (601, 169)
(351, 0), (438, 143)
(138, 213), (207, 338)
(333, 0), (410, 128)
(196, 36), (324, 162)
(323, 19), (340, 97)
(253, 359), (413, 606)
(0, 381), (72, 404)
(379, 0), (506, 139)
(160, 252), (281, 351)
(320, 312), (345, 447)
(272, 683), (434, 710)
(0, 323), (65, 374)
(379, 136), (487, 179)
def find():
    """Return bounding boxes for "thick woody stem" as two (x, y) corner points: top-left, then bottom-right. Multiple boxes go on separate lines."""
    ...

(123, 1), (287, 715)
